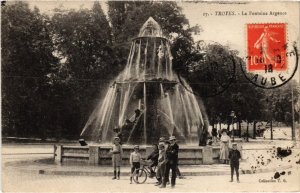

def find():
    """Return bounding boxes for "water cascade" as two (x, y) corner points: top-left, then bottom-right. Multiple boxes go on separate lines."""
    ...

(81, 17), (206, 144)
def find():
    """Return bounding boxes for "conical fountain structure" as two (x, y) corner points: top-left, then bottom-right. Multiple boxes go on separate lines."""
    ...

(81, 17), (206, 144)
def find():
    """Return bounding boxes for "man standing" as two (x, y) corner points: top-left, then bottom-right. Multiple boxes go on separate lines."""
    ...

(161, 136), (179, 188)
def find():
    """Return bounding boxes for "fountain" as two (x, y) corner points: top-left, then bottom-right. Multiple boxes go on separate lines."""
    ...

(80, 17), (206, 145)
(55, 18), (217, 166)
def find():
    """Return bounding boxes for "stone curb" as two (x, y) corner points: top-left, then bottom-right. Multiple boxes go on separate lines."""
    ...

(7, 158), (293, 177)
(34, 165), (293, 177)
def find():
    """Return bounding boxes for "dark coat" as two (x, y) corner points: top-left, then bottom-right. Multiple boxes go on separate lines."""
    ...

(147, 149), (159, 165)
(212, 128), (218, 137)
(228, 149), (241, 163)
(166, 143), (179, 164)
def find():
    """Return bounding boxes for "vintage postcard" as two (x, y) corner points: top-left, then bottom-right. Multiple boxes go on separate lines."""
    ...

(1, 1), (300, 192)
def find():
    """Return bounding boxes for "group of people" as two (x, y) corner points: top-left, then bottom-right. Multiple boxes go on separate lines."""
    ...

(209, 127), (233, 145)
(155, 136), (179, 188)
(110, 135), (180, 188)
(110, 129), (241, 185)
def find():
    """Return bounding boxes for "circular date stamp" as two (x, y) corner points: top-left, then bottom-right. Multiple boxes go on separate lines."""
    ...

(241, 23), (298, 89)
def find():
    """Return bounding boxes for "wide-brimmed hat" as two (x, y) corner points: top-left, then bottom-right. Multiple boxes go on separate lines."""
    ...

(232, 143), (237, 146)
(134, 145), (139, 149)
(114, 137), (120, 141)
(169, 136), (176, 141)
(165, 141), (170, 144)
(159, 137), (166, 142)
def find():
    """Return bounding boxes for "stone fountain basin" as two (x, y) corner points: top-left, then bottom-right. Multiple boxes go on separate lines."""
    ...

(55, 144), (221, 165)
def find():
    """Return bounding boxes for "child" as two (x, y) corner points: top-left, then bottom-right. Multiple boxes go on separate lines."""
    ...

(110, 137), (123, 180)
(228, 143), (241, 183)
(155, 143), (166, 186)
(130, 145), (142, 184)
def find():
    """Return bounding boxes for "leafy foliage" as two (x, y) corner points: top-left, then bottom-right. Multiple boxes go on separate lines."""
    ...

(1, 2), (58, 138)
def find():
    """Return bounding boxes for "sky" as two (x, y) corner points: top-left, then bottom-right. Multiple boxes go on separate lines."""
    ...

(25, 1), (300, 81)
(27, 1), (299, 54)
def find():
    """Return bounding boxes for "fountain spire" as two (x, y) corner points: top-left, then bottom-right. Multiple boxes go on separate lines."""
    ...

(138, 17), (163, 38)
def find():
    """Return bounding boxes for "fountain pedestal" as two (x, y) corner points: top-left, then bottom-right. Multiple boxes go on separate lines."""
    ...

(89, 146), (100, 165)
(55, 145), (221, 165)
(202, 146), (214, 164)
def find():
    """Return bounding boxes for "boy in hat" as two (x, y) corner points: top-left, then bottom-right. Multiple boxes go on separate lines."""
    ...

(129, 145), (142, 184)
(161, 136), (179, 188)
(228, 143), (241, 183)
(110, 137), (123, 180)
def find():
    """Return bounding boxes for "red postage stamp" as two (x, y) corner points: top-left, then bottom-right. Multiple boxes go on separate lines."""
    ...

(247, 23), (287, 72)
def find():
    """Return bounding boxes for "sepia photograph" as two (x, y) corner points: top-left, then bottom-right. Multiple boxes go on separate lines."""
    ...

(1, 1), (300, 192)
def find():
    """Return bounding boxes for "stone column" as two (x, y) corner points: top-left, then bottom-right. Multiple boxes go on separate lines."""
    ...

(202, 146), (214, 164)
(89, 146), (100, 165)
(54, 145), (62, 163)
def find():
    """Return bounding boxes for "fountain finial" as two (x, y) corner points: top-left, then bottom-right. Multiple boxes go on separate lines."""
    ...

(138, 17), (163, 37)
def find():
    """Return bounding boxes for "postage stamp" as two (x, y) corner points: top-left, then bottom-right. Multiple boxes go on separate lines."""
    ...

(241, 23), (298, 89)
(247, 23), (287, 72)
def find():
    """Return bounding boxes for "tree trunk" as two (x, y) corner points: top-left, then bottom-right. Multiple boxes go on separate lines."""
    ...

(246, 121), (249, 142)
(238, 119), (242, 138)
(227, 121), (230, 131)
(253, 121), (257, 139)
(270, 119), (273, 140)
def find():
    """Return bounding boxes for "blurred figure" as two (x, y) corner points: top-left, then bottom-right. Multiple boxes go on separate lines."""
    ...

(212, 127), (218, 144)
(220, 130), (231, 164)
(155, 143), (166, 186)
(134, 109), (141, 122)
(146, 144), (159, 178)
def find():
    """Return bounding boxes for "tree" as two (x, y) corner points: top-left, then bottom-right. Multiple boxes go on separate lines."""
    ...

(1, 2), (58, 138)
(52, 2), (113, 80)
(185, 43), (268, 139)
(48, 2), (114, 138)
(269, 81), (299, 125)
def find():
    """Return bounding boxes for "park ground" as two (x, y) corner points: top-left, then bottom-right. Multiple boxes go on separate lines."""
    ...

(2, 140), (300, 192)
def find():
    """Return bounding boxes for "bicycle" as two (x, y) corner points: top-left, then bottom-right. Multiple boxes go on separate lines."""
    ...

(132, 159), (157, 184)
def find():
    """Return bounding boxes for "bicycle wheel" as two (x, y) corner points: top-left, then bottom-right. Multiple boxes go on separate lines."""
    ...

(133, 169), (147, 184)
